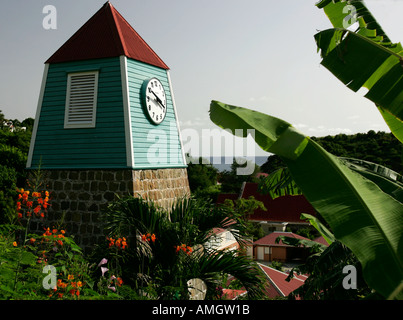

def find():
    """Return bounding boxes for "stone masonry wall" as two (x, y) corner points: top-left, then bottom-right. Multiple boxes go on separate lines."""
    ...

(28, 168), (190, 252)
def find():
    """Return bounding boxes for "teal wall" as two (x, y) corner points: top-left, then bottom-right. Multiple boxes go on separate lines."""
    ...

(126, 58), (185, 169)
(29, 56), (186, 170)
(30, 57), (127, 169)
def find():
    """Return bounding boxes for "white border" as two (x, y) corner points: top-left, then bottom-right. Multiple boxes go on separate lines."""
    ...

(120, 55), (135, 168)
(167, 70), (187, 166)
(27, 63), (49, 168)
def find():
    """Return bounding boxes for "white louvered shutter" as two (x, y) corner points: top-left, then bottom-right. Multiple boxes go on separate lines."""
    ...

(64, 71), (98, 128)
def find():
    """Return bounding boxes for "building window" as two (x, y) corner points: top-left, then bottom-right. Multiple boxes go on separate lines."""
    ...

(64, 71), (98, 128)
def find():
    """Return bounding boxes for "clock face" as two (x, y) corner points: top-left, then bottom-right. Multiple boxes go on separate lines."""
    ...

(141, 78), (167, 125)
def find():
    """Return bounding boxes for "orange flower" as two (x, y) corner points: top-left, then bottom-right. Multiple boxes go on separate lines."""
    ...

(57, 240), (63, 246)
(175, 244), (192, 255)
(150, 234), (156, 243)
(68, 274), (74, 280)
(77, 281), (83, 288)
(13, 241), (17, 247)
(33, 205), (41, 215)
(121, 239), (127, 249)
(52, 229), (58, 234)
(29, 238), (36, 244)
(115, 238), (122, 248)
(116, 277), (123, 286)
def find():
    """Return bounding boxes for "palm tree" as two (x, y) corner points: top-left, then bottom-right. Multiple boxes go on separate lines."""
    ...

(101, 195), (266, 300)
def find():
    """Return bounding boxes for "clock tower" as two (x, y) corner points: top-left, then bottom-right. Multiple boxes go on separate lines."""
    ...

(27, 2), (190, 249)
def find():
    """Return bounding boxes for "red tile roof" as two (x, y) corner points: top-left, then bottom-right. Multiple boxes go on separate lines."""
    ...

(46, 1), (169, 69)
(222, 289), (247, 300)
(258, 264), (305, 299)
(240, 183), (316, 223)
(254, 232), (310, 247)
(314, 236), (330, 247)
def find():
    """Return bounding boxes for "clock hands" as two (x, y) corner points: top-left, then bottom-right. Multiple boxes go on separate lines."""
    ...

(151, 90), (165, 110)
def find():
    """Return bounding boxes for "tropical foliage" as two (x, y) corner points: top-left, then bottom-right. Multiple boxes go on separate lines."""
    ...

(100, 196), (266, 299)
(209, 1), (403, 300)
(276, 213), (374, 299)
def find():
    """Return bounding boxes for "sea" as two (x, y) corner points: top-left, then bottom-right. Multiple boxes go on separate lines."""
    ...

(204, 156), (269, 172)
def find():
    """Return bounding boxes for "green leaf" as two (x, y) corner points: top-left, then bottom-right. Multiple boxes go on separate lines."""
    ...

(314, 14), (403, 142)
(340, 157), (403, 202)
(209, 101), (403, 299)
(258, 167), (302, 199)
(275, 235), (328, 252)
(300, 213), (335, 245)
(316, 0), (392, 44)
(19, 251), (37, 266)
(378, 106), (403, 144)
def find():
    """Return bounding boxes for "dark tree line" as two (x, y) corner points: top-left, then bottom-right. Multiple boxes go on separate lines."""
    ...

(261, 130), (403, 174)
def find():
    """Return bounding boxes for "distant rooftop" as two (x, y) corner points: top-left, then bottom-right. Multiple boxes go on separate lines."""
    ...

(254, 231), (310, 247)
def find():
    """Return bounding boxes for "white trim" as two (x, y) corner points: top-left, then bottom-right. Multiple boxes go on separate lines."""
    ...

(166, 70), (187, 166)
(27, 64), (49, 168)
(64, 71), (98, 129)
(120, 55), (135, 168)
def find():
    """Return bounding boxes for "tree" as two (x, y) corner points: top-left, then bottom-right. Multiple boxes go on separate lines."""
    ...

(219, 160), (260, 193)
(260, 155), (285, 174)
(186, 155), (218, 192)
(222, 196), (267, 241)
(0, 110), (4, 128)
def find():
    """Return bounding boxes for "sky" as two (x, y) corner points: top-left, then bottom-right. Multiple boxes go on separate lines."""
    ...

(1, 0), (403, 158)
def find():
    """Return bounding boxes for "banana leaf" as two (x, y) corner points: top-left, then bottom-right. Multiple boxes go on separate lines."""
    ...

(301, 213), (335, 246)
(315, 1), (403, 143)
(210, 100), (403, 299)
(340, 157), (403, 202)
(257, 167), (302, 199)
(316, 0), (392, 45)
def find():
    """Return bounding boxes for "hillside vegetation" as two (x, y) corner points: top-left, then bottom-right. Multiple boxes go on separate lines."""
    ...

(261, 130), (403, 175)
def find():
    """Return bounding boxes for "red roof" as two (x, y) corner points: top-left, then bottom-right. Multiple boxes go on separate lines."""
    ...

(314, 236), (330, 247)
(254, 232), (310, 247)
(46, 1), (169, 69)
(258, 264), (305, 299)
(240, 183), (316, 223)
(222, 289), (247, 300)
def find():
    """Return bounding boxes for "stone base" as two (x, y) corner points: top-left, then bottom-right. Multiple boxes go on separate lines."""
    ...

(28, 168), (190, 251)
